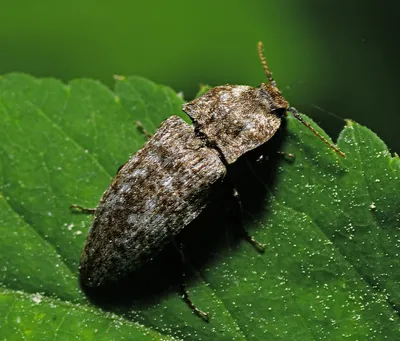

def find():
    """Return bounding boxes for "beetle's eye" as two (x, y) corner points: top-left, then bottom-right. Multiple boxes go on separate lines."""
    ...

(274, 108), (286, 117)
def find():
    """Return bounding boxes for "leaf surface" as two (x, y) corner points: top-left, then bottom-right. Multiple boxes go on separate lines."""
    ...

(0, 74), (398, 340)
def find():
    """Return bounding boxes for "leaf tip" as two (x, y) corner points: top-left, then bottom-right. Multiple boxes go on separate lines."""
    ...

(113, 74), (126, 81)
(345, 119), (354, 127)
(195, 84), (212, 98)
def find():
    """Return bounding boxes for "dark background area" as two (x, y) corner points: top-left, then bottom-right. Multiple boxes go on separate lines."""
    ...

(1, 1), (398, 153)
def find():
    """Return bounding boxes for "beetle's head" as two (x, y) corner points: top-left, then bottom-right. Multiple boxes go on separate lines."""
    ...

(259, 83), (288, 114)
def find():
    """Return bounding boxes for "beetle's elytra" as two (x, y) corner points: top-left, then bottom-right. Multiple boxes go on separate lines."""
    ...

(76, 42), (344, 320)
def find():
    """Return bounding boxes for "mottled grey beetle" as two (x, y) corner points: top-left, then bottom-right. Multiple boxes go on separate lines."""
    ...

(74, 42), (344, 320)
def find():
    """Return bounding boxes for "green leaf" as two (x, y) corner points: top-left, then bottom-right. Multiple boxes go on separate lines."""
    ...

(0, 288), (177, 341)
(0, 73), (399, 340)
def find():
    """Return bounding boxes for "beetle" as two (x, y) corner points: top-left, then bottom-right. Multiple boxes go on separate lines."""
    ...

(74, 42), (344, 320)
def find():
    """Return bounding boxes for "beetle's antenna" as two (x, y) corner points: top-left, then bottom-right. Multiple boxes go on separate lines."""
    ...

(287, 106), (346, 157)
(258, 42), (276, 87)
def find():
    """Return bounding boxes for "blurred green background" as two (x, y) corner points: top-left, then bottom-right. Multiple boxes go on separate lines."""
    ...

(1, 1), (398, 152)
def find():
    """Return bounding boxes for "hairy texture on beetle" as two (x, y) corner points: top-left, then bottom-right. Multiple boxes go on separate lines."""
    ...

(80, 83), (288, 288)
(80, 116), (226, 287)
(183, 83), (288, 164)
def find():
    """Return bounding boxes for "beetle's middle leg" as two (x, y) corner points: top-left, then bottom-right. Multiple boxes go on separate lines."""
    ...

(70, 204), (96, 214)
(231, 188), (265, 252)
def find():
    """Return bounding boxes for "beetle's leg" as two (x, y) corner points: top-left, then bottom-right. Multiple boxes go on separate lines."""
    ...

(171, 240), (210, 322)
(180, 281), (210, 322)
(136, 121), (152, 140)
(276, 151), (295, 159)
(256, 151), (295, 163)
(117, 121), (152, 174)
(70, 204), (96, 214)
(232, 188), (265, 252)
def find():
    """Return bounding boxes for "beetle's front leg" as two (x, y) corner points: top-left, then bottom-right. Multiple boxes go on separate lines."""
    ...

(256, 151), (295, 163)
(135, 121), (152, 139)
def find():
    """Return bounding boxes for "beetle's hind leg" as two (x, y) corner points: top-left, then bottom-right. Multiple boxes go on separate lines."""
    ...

(180, 280), (210, 322)
(171, 240), (210, 322)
